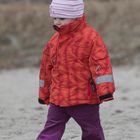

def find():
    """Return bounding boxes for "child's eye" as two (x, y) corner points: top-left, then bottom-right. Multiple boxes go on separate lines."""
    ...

(53, 18), (65, 20)
(59, 18), (66, 20)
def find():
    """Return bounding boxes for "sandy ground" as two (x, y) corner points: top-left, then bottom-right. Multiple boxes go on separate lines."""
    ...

(0, 66), (140, 140)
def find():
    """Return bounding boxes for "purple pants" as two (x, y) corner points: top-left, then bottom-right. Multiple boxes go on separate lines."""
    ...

(36, 103), (105, 140)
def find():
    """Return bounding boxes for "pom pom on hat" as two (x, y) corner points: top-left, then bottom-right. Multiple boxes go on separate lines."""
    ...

(49, 0), (84, 18)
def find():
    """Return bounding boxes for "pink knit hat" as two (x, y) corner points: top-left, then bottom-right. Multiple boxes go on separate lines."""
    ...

(49, 0), (84, 18)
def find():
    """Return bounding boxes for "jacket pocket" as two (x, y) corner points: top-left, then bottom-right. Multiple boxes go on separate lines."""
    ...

(87, 79), (95, 96)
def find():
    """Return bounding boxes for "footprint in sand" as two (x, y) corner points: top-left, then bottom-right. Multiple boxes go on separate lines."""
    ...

(112, 109), (123, 115)
(34, 106), (44, 111)
(121, 96), (128, 101)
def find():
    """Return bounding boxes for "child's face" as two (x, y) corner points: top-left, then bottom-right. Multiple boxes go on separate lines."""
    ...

(53, 18), (75, 28)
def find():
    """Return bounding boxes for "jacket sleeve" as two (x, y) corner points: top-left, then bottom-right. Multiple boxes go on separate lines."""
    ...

(38, 43), (53, 105)
(89, 32), (115, 102)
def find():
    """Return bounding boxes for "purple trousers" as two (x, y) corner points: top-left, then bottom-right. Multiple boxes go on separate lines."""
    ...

(36, 103), (105, 140)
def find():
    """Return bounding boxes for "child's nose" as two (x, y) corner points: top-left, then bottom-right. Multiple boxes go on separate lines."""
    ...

(55, 19), (61, 25)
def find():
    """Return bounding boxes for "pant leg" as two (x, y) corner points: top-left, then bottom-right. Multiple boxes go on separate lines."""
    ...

(36, 103), (71, 140)
(66, 104), (105, 140)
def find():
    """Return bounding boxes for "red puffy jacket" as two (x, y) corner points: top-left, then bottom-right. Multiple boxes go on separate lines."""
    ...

(38, 16), (115, 107)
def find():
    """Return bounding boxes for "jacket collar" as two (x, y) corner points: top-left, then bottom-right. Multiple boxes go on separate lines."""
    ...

(53, 15), (87, 35)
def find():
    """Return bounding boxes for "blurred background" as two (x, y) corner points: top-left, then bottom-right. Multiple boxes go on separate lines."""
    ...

(0, 0), (140, 69)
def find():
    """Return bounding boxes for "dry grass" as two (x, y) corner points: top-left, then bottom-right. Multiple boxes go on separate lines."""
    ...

(0, 3), (53, 69)
(86, 0), (140, 65)
(0, 0), (140, 69)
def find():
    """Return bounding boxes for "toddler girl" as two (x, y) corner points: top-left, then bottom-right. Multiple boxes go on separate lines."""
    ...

(36, 0), (115, 139)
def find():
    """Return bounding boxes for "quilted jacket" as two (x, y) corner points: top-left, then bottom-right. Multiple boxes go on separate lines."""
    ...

(38, 15), (115, 107)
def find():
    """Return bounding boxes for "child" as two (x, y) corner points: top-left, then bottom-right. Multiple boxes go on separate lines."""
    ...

(36, 0), (115, 140)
